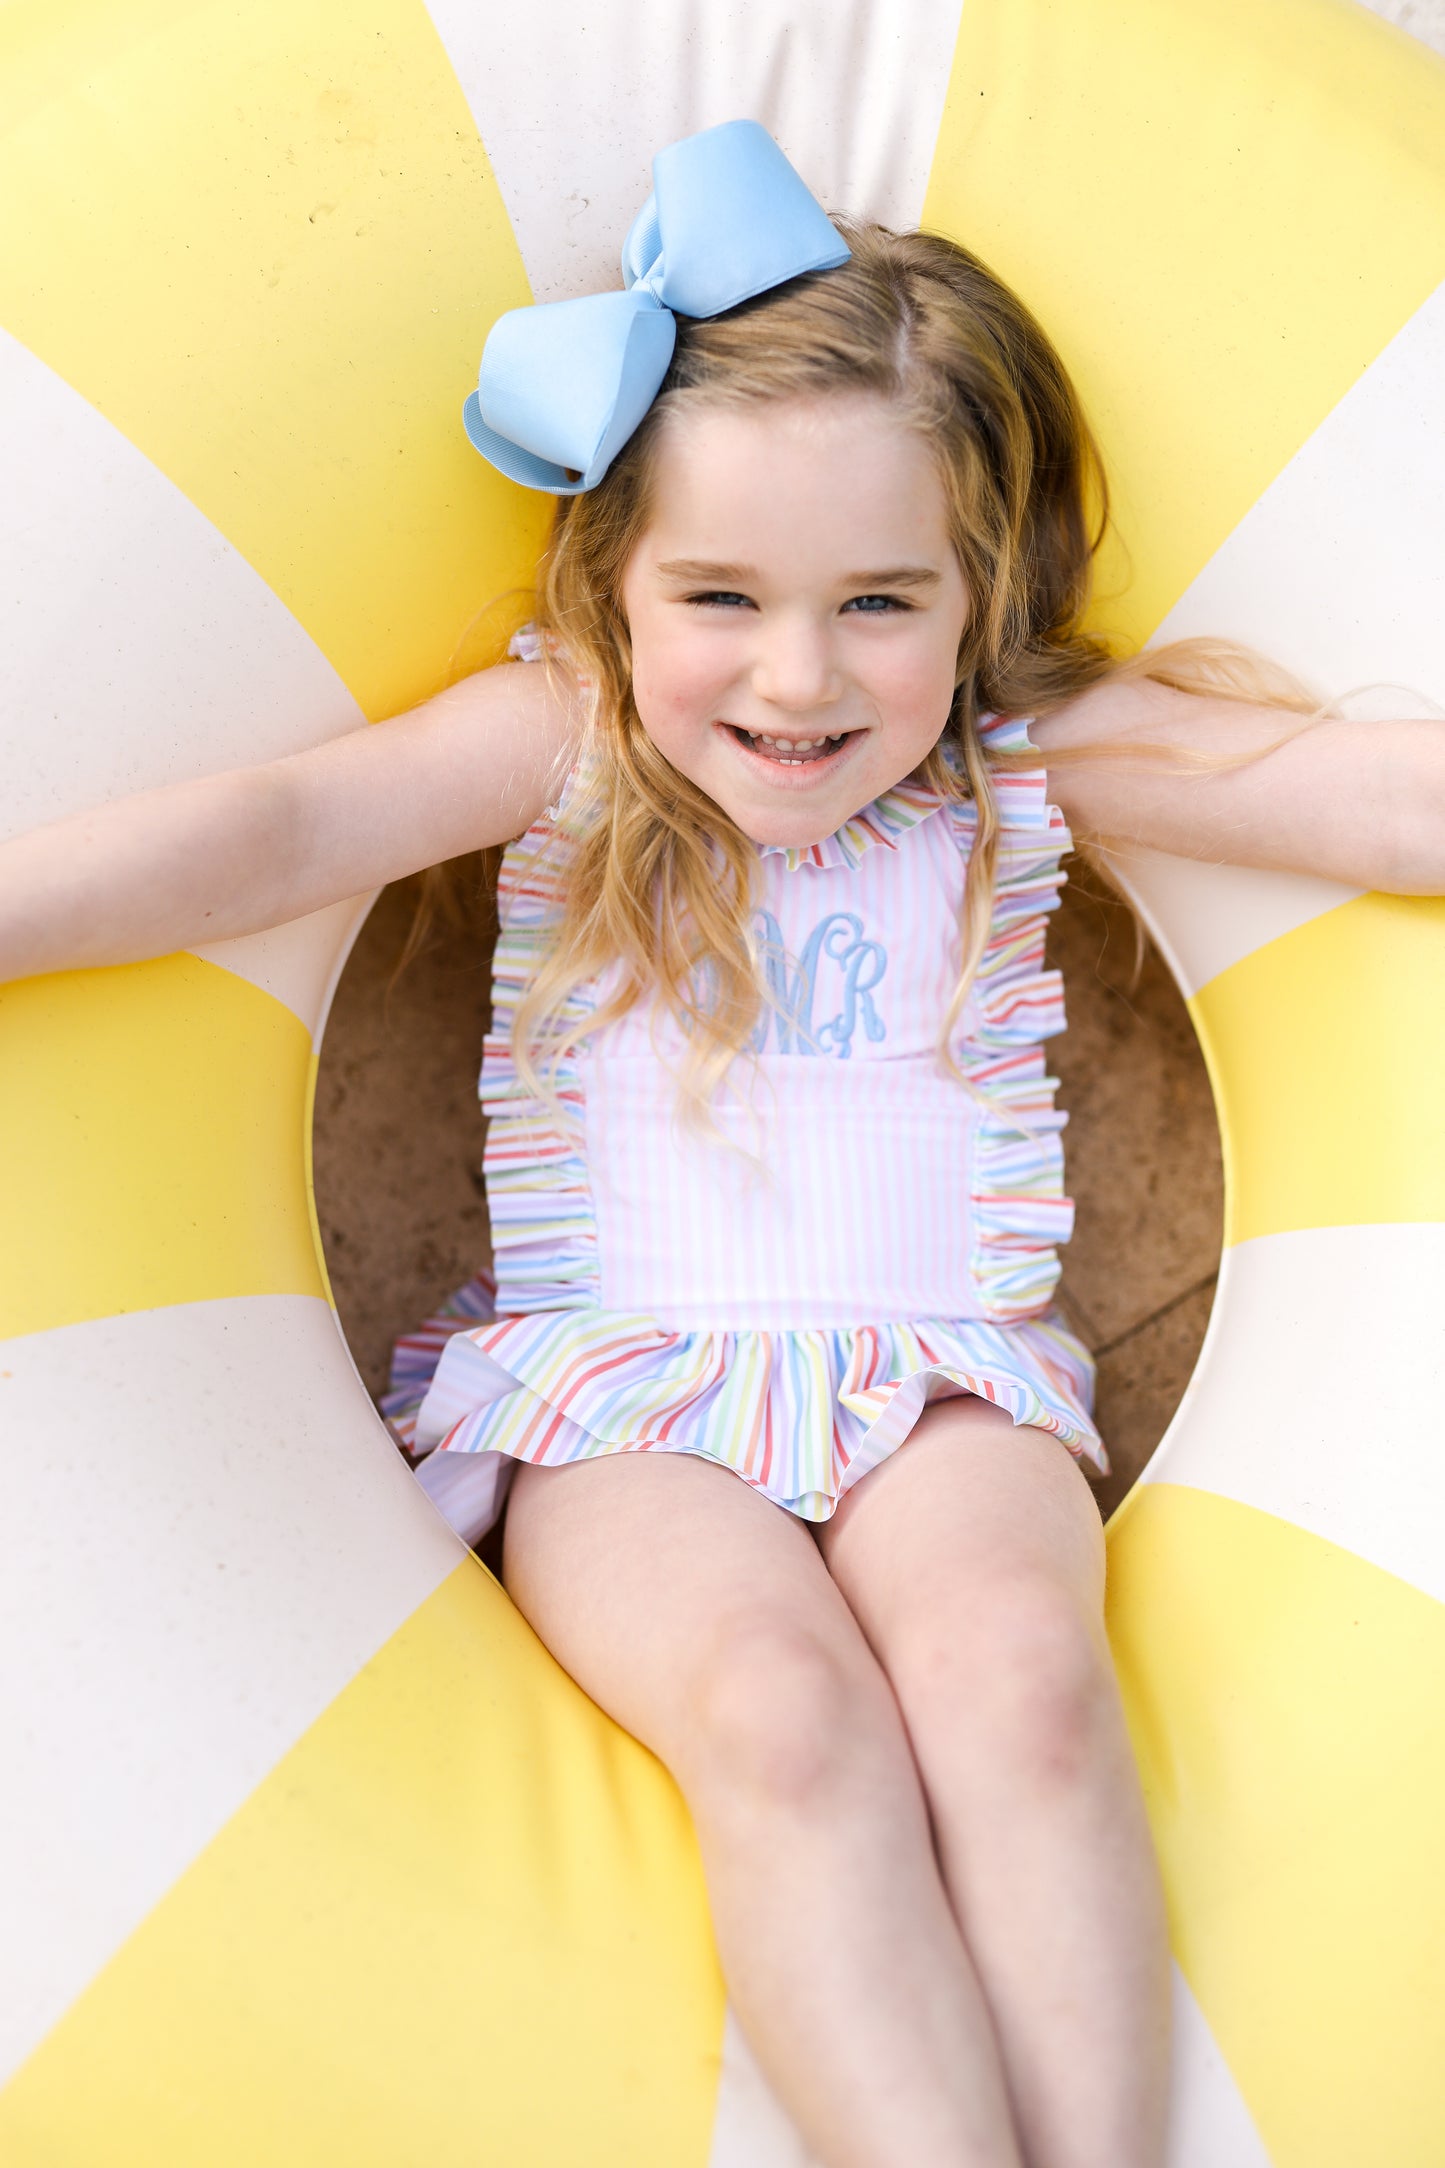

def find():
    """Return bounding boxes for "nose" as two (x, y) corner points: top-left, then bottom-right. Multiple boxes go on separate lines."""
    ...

(750, 611), (842, 716)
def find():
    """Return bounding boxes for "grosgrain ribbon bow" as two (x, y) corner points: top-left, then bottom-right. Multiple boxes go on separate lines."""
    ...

(463, 119), (851, 495)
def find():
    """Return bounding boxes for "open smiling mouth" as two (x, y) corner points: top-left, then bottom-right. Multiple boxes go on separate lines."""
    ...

(727, 726), (852, 767)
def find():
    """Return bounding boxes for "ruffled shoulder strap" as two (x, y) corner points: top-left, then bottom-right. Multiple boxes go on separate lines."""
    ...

(507, 623), (549, 665)
(945, 713), (1077, 1323)
(494, 621), (596, 921)
(974, 709), (1062, 833)
(483, 667), (602, 1311)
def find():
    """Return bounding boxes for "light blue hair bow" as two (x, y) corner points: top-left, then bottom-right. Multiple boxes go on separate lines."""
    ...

(463, 119), (851, 496)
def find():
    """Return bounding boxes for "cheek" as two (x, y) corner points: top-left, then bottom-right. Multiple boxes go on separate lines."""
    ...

(878, 645), (956, 727)
(631, 625), (727, 730)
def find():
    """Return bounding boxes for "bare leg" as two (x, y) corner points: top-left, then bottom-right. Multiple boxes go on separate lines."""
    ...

(504, 1450), (1024, 2168)
(818, 1401), (1170, 2168)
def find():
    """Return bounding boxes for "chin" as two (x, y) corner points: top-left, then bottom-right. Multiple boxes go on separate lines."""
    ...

(732, 799), (852, 850)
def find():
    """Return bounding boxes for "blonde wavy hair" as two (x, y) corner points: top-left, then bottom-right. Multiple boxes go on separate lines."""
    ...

(495, 217), (1308, 1108)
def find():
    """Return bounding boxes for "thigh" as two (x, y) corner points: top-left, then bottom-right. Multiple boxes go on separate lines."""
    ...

(502, 1449), (892, 1778)
(817, 1399), (1108, 1699)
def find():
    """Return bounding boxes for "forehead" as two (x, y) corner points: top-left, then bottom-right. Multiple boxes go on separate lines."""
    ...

(639, 394), (951, 561)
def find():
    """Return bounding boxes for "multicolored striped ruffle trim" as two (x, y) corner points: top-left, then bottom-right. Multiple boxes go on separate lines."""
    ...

(477, 766), (601, 1313)
(383, 1272), (1102, 1532)
(381, 1267), (497, 1451)
(950, 712), (1075, 1324)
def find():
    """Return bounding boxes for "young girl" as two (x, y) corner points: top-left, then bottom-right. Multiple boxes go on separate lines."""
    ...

(4, 119), (1442, 2168)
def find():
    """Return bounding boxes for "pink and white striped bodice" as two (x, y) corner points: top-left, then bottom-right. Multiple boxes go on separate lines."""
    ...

(480, 723), (1075, 1336)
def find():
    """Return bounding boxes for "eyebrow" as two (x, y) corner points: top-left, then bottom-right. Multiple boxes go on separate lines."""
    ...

(654, 558), (944, 590)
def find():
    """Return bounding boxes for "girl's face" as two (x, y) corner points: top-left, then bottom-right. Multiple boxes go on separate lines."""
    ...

(621, 394), (970, 848)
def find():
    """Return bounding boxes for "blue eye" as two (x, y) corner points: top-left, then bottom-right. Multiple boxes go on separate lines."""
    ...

(681, 591), (911, 614)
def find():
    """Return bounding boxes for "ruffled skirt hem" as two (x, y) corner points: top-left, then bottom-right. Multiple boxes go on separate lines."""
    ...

(383, 1275), (1104, 1546)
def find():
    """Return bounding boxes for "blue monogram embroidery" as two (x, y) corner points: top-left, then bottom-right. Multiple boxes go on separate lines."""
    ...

(750, 910), (888, 1059)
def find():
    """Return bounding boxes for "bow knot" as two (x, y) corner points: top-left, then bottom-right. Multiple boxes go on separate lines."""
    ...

(463, 120), (850, 495)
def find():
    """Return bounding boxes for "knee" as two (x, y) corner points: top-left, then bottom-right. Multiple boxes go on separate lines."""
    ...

(897, 1576), (1115, 1792)
(682, 1618), (873, 1815)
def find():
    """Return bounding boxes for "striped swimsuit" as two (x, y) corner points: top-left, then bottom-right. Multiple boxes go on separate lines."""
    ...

(385, 713), (1103, 1548)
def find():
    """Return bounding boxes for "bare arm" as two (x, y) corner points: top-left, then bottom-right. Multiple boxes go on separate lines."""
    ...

(0, 660), (581, 983)
(1031, 675), (1445, 894)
